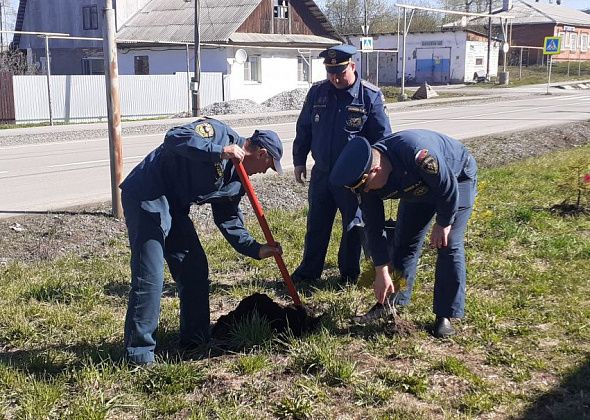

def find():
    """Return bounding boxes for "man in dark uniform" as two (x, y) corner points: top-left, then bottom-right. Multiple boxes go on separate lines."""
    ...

(120, 118), (283, 365)
(329, 130), (477, 338)
(292, 44), (392, 284)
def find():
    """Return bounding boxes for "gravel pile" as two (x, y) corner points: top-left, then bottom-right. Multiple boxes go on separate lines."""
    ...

(261, 88), (308, 111)
(201, 99), (273, 115)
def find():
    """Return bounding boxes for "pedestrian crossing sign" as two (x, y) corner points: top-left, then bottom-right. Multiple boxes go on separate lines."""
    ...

(543, 36), (561, 55)
(360, 37), (374, 52)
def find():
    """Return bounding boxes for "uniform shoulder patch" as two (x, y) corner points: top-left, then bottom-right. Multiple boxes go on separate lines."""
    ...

(361, 79), (380, 92)
(195, 122), (215, 138)
(414, 149), (439, 175)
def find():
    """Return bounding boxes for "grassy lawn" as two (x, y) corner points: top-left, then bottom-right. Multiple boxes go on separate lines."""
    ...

(469, 62), (590, 88)
(1, 146), (589, 418)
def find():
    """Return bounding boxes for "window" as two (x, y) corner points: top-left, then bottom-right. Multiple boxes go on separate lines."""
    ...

(570, 33), (578, 51)
(297, 56), (310, 82)
(581, 34), (589, 52)
(475, 57), (484, 66)
(274, 0), (289, 19)
(244, 55), (261, 82)
(82, 5), (99, 30)
(421, 40), (443, 47)
(82, 57), (104, 75)
(134, 56), (150, 75)
(558, 31), (566, 50)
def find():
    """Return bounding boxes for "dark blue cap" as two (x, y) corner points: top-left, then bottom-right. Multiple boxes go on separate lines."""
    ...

(330, 136), (373, 192)
(319, 44), (357, 74)
(251, 129), (283, 174)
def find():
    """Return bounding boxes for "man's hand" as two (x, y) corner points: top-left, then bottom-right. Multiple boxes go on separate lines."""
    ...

(221, 144), (245, 161)
(294, 166), (307, 184)
(430, 223), (451, 249)
(259, 243), (283, 259)
(374, 264), (395, 304)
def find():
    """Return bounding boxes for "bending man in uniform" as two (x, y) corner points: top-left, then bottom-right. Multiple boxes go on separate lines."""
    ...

(292, 44), (391, 284)
(330, 130), (477, 337)
(120, 118), (283, 365)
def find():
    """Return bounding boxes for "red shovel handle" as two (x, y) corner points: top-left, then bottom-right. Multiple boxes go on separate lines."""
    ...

(232, 159), (302, 306)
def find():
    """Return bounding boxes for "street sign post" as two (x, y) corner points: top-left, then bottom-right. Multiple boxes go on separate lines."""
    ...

(543, 36), (561, 95)
(360, 36), (373, 52)
(543, 36), (561, 55)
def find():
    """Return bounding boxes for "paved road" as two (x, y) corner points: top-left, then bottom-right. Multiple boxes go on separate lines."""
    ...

(1, 90), (589, 217)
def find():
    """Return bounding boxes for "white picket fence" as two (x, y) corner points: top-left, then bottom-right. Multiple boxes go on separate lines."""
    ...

(12, 72), (223, 123)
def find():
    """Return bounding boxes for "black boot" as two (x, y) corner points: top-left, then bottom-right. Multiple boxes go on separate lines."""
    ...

(433, 317), (455, 338)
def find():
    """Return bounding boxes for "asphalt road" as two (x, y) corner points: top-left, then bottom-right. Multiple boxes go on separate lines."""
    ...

(1, 89), (590, 217)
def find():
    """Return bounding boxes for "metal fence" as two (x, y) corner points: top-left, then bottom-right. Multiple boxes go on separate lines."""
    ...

(10, 71), (223, 124)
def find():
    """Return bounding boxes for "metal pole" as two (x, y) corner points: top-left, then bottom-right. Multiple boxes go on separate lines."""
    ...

(519, 47), (523, 79)
(0, 3), (4, 53)
(578, 49), (581, 76)
(400, 8), (407, 100)
(376, 51), (379, 86)
(185, 43), (191, 114)
(363, 0), (368, 79)
(191, 0), (201, 117)
(44, 35), (53, 126)
(103, 0), (123, 219)
(546, 54), (552, 95)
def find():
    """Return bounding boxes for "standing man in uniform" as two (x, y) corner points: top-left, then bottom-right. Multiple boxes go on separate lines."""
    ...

(292, 44), (392, 284)
(329, 130), (477, 337)
(120, 118), (284, 365)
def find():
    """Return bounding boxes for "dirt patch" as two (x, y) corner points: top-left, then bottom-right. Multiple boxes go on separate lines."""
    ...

(211, 293), (321, 340)
(0, 121), (589, 265)
(549, 201), (590, 217)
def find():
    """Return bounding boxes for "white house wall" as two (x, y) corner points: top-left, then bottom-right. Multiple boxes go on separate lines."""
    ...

(465, 41), (499, 80)
(227, 52), (323, 103)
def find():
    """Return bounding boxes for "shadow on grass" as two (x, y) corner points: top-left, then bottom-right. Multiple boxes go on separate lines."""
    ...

(520, 353), (590, 420)
(0, 341), (125, 378)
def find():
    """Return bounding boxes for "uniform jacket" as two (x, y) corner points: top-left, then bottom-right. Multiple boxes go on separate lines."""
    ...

(120, 118), (262, 258)
(361, 129), (477, 265)
(292, 73), (392, 172)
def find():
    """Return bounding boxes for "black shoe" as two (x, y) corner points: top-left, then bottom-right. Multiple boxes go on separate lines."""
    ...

(433, 317), (455, 338)
(291, 272), (318, 283)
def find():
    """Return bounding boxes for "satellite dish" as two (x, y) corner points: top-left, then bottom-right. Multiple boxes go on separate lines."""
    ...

(234, 49), (248, 64)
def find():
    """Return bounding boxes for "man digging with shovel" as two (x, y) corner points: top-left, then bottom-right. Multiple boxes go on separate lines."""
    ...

(119, 118), (283, 366)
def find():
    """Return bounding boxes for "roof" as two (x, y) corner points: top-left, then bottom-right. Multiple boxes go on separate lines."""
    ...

(494, 0), (590, 26)
(116, 0), (341, 45)
(229, 33), (339, 47)
(444, 0), (590, 28)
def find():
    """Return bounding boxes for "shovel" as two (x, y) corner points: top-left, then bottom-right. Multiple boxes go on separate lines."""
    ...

(232, 159), (302, 306)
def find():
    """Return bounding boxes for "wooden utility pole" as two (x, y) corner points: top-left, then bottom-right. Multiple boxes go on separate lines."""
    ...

(103, 0), (123, 218)
(192, 0), (201, 117)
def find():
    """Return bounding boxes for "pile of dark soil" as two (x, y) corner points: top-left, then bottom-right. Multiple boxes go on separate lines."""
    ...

(550, 201), (590, 217)
(352, 301), (417, 337)
(211, 293), (321, 340)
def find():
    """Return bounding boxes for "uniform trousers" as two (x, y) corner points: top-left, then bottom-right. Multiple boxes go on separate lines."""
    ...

(122, 194), (210, 364)
(294, 166), (362, 280)
(392, 189), (475, 318)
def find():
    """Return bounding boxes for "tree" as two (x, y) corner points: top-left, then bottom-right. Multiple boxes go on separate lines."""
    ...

(322, 0), (398, 35)
(0, 49), (38, 74)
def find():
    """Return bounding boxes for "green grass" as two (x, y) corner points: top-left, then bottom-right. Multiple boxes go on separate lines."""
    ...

(0, 145), (589, 417)
(468, 62), (590, 88)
